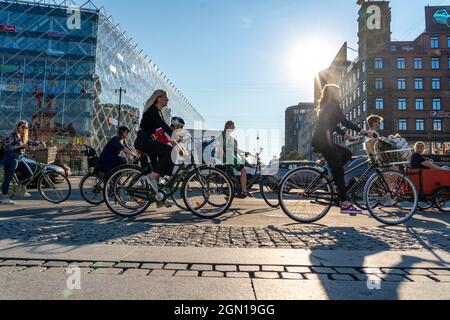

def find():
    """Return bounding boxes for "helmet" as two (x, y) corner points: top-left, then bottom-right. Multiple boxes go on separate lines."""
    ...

(118, 126), (130, 135)
(171, 117), (185, 126)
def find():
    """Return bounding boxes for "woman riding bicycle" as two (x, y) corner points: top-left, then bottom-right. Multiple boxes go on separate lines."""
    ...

(134, 90), (176, 205)
(311, 84), (372, 215)
(1, 120), (44, 205)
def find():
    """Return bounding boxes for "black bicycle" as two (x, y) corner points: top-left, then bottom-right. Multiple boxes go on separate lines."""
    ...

(278, 140), (419, 225)
(219, 149), (279, 208)
(103, 138), (234, 218)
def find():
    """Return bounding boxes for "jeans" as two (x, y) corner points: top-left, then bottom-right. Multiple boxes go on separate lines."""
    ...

(2, 153), (33, 195)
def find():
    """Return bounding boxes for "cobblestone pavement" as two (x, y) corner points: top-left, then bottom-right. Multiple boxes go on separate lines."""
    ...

(0, 258), (449, 283)
(0, 219), (449, 251)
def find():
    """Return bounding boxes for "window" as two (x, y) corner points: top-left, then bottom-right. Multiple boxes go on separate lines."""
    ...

(431, 57), (440, 70)
(362, 100), (367, 112)
(376, 98), (384, 110)
(397, 58), (406, 69)
(357, 69), (360, 79)
(362, 81), (367, 93)
(397, 78), (407, 90)
(398, 119), (407, 131)
(362, 60), (366, 73)
(375, 78), (383, 89)
(357, 105), (361, 117)
(431, 36), (439, 49)
(433, 119), (443, 132)
(416, 119), (425, 131)
(448, 36), (450, 48)
(448, 57), (450, 69)
(374, 58), (383, 69)
(415, 98), (424, 110)
(432, 78), (441, 90)
(414, 58), (423, 70)
(433, 98), (442, 111)
(415, 78), (424, 90)
(398, 98), (407, 111)
(380, 122), (385, 131)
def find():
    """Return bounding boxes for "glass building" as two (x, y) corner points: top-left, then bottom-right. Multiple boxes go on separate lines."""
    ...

(0, 0), (204, 173)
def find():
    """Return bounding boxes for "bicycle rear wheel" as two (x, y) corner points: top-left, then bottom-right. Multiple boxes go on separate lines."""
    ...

(170, 178), (189, 211)
(38, 172), (71, 204)
(434, 187), (450, 213)
(278, 168), (334, 223)
(260, 175), (280, 208)
(80, 173), (104, 205)
(182, 167), (234, 219)
(364, 170), (418, 225)
(104, 166), (152, 217)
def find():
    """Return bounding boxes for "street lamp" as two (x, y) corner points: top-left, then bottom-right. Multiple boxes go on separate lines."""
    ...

(115, 87), (127, 127)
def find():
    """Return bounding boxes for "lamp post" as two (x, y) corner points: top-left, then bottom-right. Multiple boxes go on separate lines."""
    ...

(115, 87), (126, 127)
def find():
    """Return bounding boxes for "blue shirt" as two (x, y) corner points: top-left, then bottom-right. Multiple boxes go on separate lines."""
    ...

(100, 136), (125, 161)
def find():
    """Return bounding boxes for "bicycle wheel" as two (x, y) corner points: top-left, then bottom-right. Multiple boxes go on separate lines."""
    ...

(79, 173), (104, 205)
(278, 167), (334, 223)
(38, 172), (71, 204)
(434, 187), (450, 213)
(364, 170), (418, 225)
(182, 167), (234, 219)
(417, 201), (433, 211)
(104, 166), (152, 217)
(260, 175), (280, 208)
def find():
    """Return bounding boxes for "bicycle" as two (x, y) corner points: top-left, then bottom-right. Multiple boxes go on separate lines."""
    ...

(79, 145), (105, 205)
(278, 136), (418, 225)
(103, 137), (234, 218)
(0, 152), (71, 204)
(219, 148), (280, 208)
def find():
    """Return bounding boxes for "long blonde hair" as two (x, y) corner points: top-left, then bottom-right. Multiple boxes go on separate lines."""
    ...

(13, 120), (29, 144)
(317, 84), (340, 115)
(144, 89), (167, 113)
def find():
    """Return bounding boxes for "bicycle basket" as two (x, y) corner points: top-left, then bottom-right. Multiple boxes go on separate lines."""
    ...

(375, 148), (413, 167)
(33, 147), (57, 164)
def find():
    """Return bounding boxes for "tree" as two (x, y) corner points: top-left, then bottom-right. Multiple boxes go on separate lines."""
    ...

(279, 147), (304, 161)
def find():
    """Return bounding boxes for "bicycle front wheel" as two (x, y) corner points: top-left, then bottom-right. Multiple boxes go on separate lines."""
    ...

(182, 167), (234, 219)
(278, 168), (334, 223)
(38, 172), (71, 204)
(260, 175), (280, 208)
(80, 173), (104, 205)
(364, 170), (418, 225)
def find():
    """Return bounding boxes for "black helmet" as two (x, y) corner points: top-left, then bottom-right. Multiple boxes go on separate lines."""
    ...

(171, 117), (185, 126)
(118, 126), (130, 135)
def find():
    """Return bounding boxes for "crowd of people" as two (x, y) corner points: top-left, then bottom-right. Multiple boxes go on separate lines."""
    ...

(1, 86), (449, 209)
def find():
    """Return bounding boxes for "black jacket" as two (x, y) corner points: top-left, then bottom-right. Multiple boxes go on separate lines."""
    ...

(311, 101), (361, 148)
(140, 105), (173, 137)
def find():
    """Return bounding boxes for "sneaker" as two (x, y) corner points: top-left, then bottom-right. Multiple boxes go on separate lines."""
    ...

(24, 192), (32, 198)
(341, 204), (362, 216)
(1, 198), (16, 205)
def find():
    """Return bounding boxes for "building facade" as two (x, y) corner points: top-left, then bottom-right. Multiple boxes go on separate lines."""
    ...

(0, 0), (204, 173)
(285, 102), (314, 156)
(313, 1), (450, 156)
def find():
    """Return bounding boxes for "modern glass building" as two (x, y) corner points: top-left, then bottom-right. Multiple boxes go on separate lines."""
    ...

(0, 0), (204, 173)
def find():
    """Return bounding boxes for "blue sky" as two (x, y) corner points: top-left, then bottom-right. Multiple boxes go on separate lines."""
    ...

(89, 0), (445, 160)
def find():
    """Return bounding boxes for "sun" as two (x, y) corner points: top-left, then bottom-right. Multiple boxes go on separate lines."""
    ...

(284, 38), (337, 86)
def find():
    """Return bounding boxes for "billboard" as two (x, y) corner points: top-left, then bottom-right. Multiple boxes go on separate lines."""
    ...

(426, 6), (450, 32)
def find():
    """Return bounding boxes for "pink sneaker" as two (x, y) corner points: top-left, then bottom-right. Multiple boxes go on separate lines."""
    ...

(341, 204), (362, 216)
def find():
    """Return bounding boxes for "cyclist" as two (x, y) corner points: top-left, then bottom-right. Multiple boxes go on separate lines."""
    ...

(311, 84), (372, 215)
(100, 126), (138, 175)
(1, 120), (43, 205)
(134, 90), (176, 206)
(217, 121), (251, 199)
